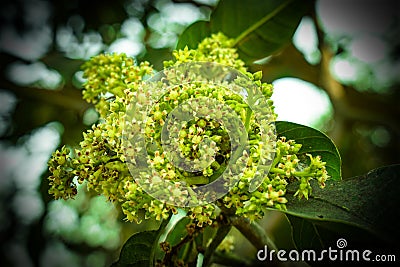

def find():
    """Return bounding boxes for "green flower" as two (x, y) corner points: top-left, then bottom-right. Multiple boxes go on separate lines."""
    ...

(47, 33), (330, 225)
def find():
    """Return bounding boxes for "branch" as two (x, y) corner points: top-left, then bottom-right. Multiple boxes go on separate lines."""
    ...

(227, 215), (278, 251)
(226, 215), (294, 267)
(203, 223), (232, 267)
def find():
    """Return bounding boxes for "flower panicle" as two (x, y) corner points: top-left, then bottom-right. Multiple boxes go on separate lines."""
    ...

(47, 32), (330, 225)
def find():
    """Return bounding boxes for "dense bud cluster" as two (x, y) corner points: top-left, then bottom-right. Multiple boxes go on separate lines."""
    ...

(48, 33), (329, 226)
(81, 53), (153, 117)
(48, 146), (77, 199)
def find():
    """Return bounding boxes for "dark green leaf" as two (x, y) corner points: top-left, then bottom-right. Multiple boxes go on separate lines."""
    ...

(111, 231), (159, 267)
(286, 214), (393, 253)
(165, 217), (192, 246)
(288, 215), (325, 250)
(282, 164), (400, 245)
(275, 121), (342, 181)
(177, 0), (314, 63)
(176, 20), (210, 50)
(139, 47), (173, 71)
(111, 218), (170, 267)
(156, 216), (201, 264)
(164, 216), (197, 260)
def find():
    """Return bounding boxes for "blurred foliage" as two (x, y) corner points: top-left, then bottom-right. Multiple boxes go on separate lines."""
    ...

(0, 0), (399, 266)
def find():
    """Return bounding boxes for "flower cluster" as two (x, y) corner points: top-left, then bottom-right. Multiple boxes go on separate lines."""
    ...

(81, 53), (153, 117)
(48, 33), (329, 227)
(48, 146), (77, 199)
(164, 33), (246, 72)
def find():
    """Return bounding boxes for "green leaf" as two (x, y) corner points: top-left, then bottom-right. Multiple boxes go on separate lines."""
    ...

(156, 215), (199, 264)
(177, 20), (210, 50)
(111, 231), (159, 267)
(275, 121), (342, 181)
(164, 216), (192, 247)
(287, 215), (325, 250)
(177, 0), (314, 63)
(164, 216), (201, 262)
(112, 219), (170, 267)
(286, 214), (392, 253)
(282, 164), (400, 245)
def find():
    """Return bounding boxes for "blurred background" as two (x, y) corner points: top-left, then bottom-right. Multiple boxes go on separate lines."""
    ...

(0, 0), (399, 266)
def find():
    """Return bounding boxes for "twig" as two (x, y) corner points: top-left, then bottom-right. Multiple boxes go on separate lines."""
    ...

(228, 215), (278, 251)
(203, 223), (232, 267)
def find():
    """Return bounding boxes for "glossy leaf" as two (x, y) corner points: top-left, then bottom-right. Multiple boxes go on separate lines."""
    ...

(164, 216), (192, 247)
(288, 215), (325, 250)
(158, 216), (200, 265)
(111, 218), (170, 267)
(275, 121), (342, 181)
(111, 230), (159, 267)
(286, 214), (393, 254)
(177, 0), (314, 63)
